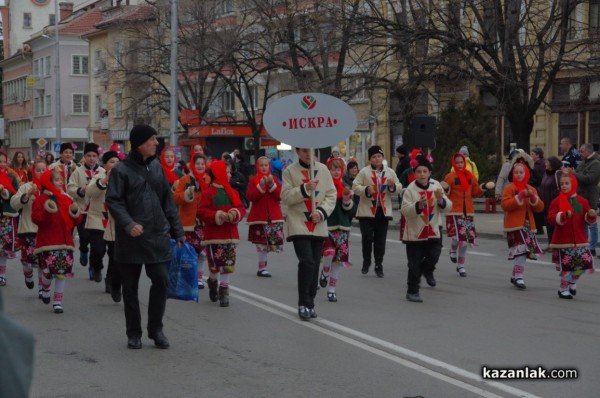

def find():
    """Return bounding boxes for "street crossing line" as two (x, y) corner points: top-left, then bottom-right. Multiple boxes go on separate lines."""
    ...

(229, 285), (542, 398)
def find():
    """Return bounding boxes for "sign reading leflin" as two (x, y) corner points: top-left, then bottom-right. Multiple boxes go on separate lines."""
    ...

(263, 93), (357, 148)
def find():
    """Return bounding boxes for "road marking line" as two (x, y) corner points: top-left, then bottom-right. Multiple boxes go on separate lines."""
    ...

(229, 285), (542, 398)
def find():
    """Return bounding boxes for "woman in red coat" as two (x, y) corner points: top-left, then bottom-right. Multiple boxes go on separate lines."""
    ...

(246, 156), (284, 277)
(198, 160), (245, 307)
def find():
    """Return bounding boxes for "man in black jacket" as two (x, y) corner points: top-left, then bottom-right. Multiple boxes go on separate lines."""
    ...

(106, 125), (185, 350)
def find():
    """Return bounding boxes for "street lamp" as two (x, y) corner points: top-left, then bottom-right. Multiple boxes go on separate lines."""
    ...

(54, 0), (61, 146)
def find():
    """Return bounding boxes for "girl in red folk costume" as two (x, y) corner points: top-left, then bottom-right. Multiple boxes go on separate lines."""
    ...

(32, 169), (82, 313)
(160, 147), (184, 189)
(10, 151), (30, 184)
(10, 160), (47, 293)
(0, 152), (20, 286)
(174, 154), (208, 289)
(441, 152), (495, 277)
(501, 162), (544, 290)
(547, 173), (596, 299)
(246, 156), (284, 278)
(198, 160), (246, 307)
(319, 158), (356, 302)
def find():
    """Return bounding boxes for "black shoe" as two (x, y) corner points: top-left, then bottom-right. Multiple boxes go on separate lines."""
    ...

(327, 291), (338, 302)
(374, 265), (384, 278)
(111, 287), (122, 303)
(557, 290), (573, 300)
(127, 337), (142, 349)
(308, 308), (317, 318)
(53, 303), (64, 314)
(510, 277), (526, 289)
(298, 306), (311, 321)
(93, 269), (103, 283)
(424, 273), (436, 287)
(207, 279), (218, 302)
(569, 283), (577, 296)
(104, 277), (111, 294)
(25, 276), (34, 290)
(319, 271), (328, 288)
(256, 269), (272, 277)
(361, 265), (369, 275)
(406, 292), (423, 302)
(80, 251), (89, 266)
(148, 331), (170, 349)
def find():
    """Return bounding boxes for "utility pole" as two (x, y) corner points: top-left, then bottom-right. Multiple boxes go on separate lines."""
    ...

(169, 0), (178, 145)
(55, 0), (61, 145)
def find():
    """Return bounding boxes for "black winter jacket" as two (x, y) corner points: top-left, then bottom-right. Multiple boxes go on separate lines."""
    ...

(106, 150), (184, 264)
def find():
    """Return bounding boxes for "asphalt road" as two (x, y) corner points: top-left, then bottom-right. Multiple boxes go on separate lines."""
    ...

(3, 224), (599, 398)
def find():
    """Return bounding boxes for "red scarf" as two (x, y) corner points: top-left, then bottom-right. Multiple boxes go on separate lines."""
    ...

(252, 156), (272, 186)
(210, 160), (242, 207)
(189, 156), (208, 191)
(40, 170), (76, 230)
(451, 153), (474, 192)
(511, 163), (530, 192)
(326, 157), (345, 199)
(0, 168), (17, 194)
(160, 149), (179, 185)
(558, 173), (578, 214)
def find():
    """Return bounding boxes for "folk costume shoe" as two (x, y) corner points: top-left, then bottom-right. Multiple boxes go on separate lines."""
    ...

(218, 286), (230, 307)
(558, 290), (573, 300)
(511, 278), (526, 290)
(207, 279), (219, 302)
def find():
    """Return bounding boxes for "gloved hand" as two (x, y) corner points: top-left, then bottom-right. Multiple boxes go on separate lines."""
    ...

(529, 192), (538, 203)
(588, 209), (597, 218)
(517, 190), (529, 201)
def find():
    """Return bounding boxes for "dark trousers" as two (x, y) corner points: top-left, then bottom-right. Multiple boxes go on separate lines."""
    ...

(87, 229), (106, 272)
(358, 208), (389, 267)
(106, 241), (121, 290)
(406, 239), (442, 294)
(293, 239), (324, 309)
(119, 262), (168, 338)
(77, 214), (91, 253)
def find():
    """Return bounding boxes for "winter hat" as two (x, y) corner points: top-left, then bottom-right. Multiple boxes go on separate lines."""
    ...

(413, 155), (432, 171)
(60, 143), (74, 153)
(368, 145), (384, 159)
(129, 124), (157, 150)
(459, 146), (469, 157)
(102, 151), (119, 164)
(396, 145), (407, 155)
(84, 142), (99, 155)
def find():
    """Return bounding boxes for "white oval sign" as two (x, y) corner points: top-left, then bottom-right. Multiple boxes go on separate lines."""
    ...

(263, 93), (357, 148)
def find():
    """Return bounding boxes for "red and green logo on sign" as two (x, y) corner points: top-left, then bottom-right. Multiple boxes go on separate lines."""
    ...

(301, 95), (316, 110)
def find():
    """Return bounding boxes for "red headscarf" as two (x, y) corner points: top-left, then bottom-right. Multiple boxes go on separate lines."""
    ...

(326, 157), (345, 199)
(252, 156), (271, 186)
(209, 160), (242, 207)
(39, 169), (76, 230)
(160, 148), (179, 185)
(451, 153), (474, 192)
(511, 162), (530, 192)
(0, 168), (17, 194)
(558, 173), (578, 214)
(189, 154), (208, 191)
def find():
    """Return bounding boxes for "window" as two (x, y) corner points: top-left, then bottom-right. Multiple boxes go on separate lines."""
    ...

(567, 2), (583, 40)
(590, 81), (600, 101)
(73, 94), (89, 113)
(591, 0), (600, 35)
(347, 77), (366, 102)
(223, 88), (235, 113)
(114, 42), (123, 66)
(49, 14), (56, 25)
(44, 56), (51, 77)
(33, 97), (41, 116)
(23, 13), (32, 28)
(3, 77), (27, 104)
(558, 113), (578, 146)
(94, 49), (105, 72)
(114, 93), (123, 117)
(44, 95), (52, 115)
(33, 59), (41, 78)
(590, 111), (600, 144)
(217, 0), (234, 16)
(242, 86), (258, 110)
(72, 55), (89, 75)
(95, 95), (102, 121)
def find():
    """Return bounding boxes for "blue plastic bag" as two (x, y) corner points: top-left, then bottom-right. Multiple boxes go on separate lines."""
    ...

(167, 240), (199, 302)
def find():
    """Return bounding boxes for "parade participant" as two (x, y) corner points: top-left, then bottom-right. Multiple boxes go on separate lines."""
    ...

(246, 156), (284, 278)
(10, 151), (30, 184)
(198, 160), (246, 307)
(0, 152), (20, 287)
(49, 143), (77, 190)
(31, 169), (82, 313)
(342, 160), (360, 207)
(106, 125), (185, 349)
(441, 152), (495, 276)
(501, 162), (544, 289)
(539, 156), (563, 247)
(281, 148), (336, 321)
(160, 147), (183, 188)
(547, 173), (596, 299)
(85, 150), (121, 296)
(67, 143), (104, 277)
(401, 156), (451, 302)
(319, 158), (356, 302)
(93, 151), (122, 302)
(10, 160), (47, 293)
(352, 145), (401, 277)
(448, 146), (479, 180)
(174, 154), (208, 289)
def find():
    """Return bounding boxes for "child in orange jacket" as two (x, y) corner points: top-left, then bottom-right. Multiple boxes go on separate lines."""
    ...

(501, 162), (544, 289)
